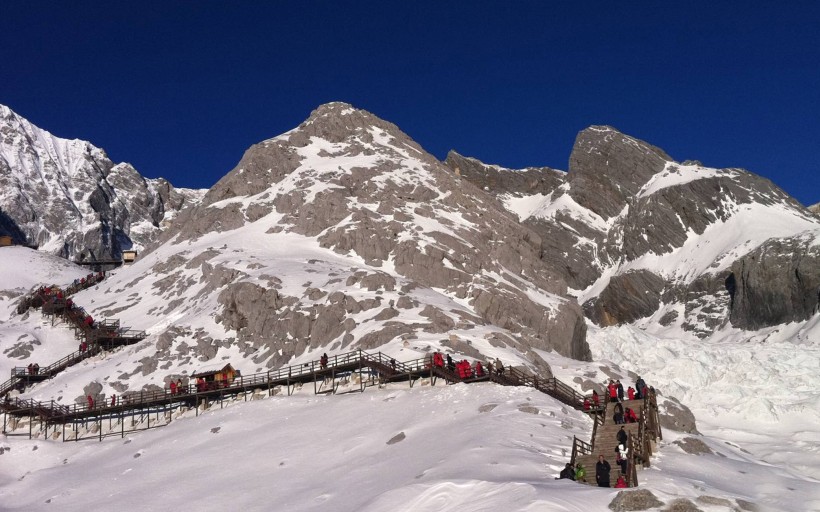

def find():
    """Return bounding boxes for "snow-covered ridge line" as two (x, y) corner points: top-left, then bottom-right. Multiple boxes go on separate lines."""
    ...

(1, 103), (205, 260)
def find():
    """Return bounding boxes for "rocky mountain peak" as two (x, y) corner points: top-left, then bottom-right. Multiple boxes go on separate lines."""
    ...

(157, 103), (592, 365)
(567, 125), (672, 219)
(0, 103), (203, 260)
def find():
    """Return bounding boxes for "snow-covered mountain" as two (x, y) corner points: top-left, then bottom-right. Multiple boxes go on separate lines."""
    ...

(1, 103), (819, 511)
(448, 126), (820, 339)
(0, 104), (204, 261)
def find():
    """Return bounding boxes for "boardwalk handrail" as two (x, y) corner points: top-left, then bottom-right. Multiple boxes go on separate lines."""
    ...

(2, 348), (600, 425)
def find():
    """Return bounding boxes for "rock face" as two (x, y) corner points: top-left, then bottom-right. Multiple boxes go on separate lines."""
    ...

(455, 125), (820, 338)
(567, 126), (671, 220)
(727, 234), (820, 329)
(138, 101), (591, 372)
(444, 151), (564, 197)
(0, 104), (203, 261)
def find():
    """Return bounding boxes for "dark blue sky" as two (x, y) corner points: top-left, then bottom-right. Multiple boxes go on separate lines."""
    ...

(2, 2), (819, 205)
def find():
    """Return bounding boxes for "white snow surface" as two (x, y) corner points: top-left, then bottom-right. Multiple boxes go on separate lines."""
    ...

(2, 245), (819, 511)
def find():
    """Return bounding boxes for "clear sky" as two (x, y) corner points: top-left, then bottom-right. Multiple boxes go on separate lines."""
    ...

(2, 2), (819, 205)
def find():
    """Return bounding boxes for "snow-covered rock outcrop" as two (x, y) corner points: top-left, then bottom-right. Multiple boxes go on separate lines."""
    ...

(0, 104), (203, 261)
(450, 126), (820, 337)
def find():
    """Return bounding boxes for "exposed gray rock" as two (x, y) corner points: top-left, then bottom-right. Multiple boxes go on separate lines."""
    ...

(674, 437), (713, 455)
(444, 150), (565, 197)
(695, 496), (733, 508)
(568, 125), (671, 220)
(77, 382), (103, 404)
(608, 489), (665, 511)
(660, 397), (699, 434)
(584, 270), (666, 326)
(662, 499), (703, 512)
(735, 499), (759, 511)
(386, 432), (406, 445)
(727, 234), (820, 329)
(478, 403), (498, 413)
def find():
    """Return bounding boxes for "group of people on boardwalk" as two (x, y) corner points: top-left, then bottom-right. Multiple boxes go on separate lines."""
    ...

(558, 458), (628, 488)
(582, 376), (653, 412)
(429, 352), (504, 379)
(562, 374), (659, 489)
(613, 403), (638, 424)
(169, 379), (186, 394)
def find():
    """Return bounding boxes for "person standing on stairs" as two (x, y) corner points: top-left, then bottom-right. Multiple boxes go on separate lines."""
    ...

(635, 376), (646, 399)
(608, 380), (618, 403)
(595, 455), (611, 487)
(617, 380), (624, 401)
(617, 426), (628, 446)
(616, 443), (629, 474)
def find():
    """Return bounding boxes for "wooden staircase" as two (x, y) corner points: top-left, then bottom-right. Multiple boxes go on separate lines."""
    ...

(1, 275), (146, 399)
(571, 396), (662, 487)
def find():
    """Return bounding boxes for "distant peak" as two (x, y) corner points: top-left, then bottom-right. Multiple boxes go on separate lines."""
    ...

(308, 101), (360, 118)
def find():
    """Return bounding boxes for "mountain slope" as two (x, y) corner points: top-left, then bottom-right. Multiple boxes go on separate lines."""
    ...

(2, 102), (588, 407)
(0, 104), (203, 260)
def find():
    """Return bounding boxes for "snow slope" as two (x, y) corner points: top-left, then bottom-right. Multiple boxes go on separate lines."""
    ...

(3, 379), (815, 511)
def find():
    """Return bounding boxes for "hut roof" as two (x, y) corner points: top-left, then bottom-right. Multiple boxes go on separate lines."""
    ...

(191, 363), (235, 378)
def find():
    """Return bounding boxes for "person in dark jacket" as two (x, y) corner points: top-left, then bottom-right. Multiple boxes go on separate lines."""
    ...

(557, 463), (575, 480)
(617, 380), (624, 401)
(596, 455), (611, 487)
(635, 377), (646, 399)
(617, 426), (628, 446)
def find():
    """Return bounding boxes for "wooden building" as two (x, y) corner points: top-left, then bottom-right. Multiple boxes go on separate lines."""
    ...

(0, 236), (13, 247)
(122, 250), (138, 264)
(191, 363), (238, 390)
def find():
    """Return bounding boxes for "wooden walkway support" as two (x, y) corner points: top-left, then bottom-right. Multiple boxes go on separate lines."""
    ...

(3, 278), (662, 487)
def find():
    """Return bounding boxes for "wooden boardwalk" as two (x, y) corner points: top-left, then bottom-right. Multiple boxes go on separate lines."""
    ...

(2, 277), (662, 487)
